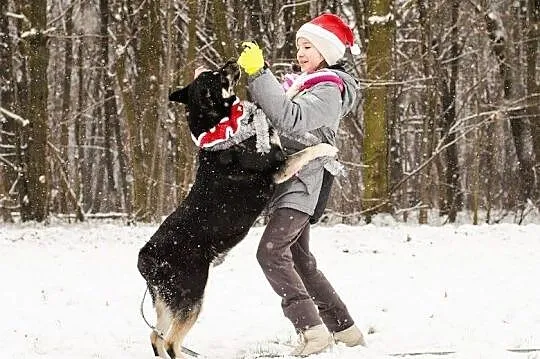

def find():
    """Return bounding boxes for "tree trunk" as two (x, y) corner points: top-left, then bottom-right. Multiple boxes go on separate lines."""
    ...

(112, 1), (136, 216)
(417, 0), (437, 224)
(89, 116), (103, 212)
(19, 0), (50, 222)
(362, 0), (393, 219)
(281, 2), (310, 61)
(526, 0), (540, 197)
(212, 0), (234, 61)
(437, 0), (462, 223)
(74, 36), (86, 217)
(248, 0), (264, 45)
(0, 0), (15, 222)
(53, 18), (85, 221)
(100, 0), (119, 210)
(175, 0), (198, 203)
(483, 115), (497, 223)
(131, 0), (162, 221)
(486, 10), (536, 210)
(115, 41), (136, 217)
(58, 2), (73, 216)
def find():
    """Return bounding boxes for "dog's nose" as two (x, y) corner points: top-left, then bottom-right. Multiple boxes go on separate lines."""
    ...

(223, 59), (239, 70)
(229, 63), (240, 73)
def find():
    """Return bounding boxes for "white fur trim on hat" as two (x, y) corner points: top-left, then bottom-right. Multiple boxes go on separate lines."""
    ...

(350, 43), (361, 55)
(296, 22), (346, 66)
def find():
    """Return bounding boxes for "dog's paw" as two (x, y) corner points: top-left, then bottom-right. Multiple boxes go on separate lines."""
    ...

(272, 170), (290, 184)
(316, 143), (339, 157)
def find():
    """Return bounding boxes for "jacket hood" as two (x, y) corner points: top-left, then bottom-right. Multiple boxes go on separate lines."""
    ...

(328, 69), (359, 117)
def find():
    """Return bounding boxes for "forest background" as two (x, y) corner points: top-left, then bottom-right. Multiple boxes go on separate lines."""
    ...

(0, 0), (539, 225)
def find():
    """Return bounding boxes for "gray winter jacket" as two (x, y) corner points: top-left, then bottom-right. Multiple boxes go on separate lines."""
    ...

(247, 67), (358, 215)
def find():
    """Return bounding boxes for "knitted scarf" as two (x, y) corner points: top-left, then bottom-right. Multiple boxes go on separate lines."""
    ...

(191, 97), (246, 148)
(282, 70), (345, 99)
(191, 98), (271, 154)
(280, 69), (345, 175)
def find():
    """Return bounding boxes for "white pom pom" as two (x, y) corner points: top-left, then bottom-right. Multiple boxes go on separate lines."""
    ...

(350, 43), (361, 55)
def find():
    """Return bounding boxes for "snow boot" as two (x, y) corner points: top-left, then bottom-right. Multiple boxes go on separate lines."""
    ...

(290, 324), (333, 356)
(333, 324), (366, 347)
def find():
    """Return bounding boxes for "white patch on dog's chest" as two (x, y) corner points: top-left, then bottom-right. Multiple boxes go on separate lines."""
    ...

(222, 88), (232, 98)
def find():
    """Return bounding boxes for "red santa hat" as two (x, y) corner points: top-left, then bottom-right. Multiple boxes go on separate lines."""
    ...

(296, 13), (360, 66)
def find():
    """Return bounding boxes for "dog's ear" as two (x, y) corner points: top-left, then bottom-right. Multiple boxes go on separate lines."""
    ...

(169, 85), (189, 104)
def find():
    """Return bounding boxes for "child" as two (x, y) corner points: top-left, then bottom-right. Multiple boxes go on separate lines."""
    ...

(238, 13), (365, 356)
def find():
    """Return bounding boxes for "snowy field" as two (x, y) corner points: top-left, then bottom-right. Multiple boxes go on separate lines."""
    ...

(1, 219), (540, 359)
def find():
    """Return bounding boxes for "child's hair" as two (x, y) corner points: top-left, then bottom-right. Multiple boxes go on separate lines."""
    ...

(316, 61), (329, 71)
(291, 60), (328, 73)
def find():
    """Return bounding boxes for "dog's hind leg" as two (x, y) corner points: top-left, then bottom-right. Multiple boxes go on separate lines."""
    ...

(164, 301), (203, 359)
(273, 143), (339, 184)
(151, 294), (174, 358)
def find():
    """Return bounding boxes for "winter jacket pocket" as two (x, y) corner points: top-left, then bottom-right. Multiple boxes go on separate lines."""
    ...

(295, 160), (323, 195)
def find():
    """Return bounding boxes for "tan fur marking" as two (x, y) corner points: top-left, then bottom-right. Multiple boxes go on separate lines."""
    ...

(273, 143), (338, 184)
(164, 305), (202, 359)
(151, 295), (173, 358)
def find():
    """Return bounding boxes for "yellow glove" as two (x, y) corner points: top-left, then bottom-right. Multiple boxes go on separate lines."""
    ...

(237, 42), (264, 75)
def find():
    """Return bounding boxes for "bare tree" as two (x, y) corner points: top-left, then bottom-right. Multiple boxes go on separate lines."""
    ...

(416, 0), (438, 224)
(362, 0), (394, 219)
(0, 0), (16, 222)
(485, 8), (536, 214)
(1, 0), (538, 224)
(525, 0), (540, 196)
(18, 0), (50, 222)
(436, 0), (463, 223)
(100, 0), (120, 210)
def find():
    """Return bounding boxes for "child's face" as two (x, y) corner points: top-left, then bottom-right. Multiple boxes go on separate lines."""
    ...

(296, 38), (325, 73)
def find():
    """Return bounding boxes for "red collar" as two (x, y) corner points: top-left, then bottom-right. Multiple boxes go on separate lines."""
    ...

(191, 97), (246, 148)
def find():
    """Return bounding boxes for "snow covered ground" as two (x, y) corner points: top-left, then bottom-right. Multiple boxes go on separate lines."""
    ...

(1, 219), (540, 359)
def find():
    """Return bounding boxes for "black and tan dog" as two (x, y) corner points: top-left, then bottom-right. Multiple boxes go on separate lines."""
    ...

(137, 60), (337, 358)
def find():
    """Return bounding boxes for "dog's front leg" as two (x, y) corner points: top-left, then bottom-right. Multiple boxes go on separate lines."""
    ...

(273, 143), (338, 184)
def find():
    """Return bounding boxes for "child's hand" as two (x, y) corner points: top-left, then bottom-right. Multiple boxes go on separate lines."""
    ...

(237, 42), (264, 75)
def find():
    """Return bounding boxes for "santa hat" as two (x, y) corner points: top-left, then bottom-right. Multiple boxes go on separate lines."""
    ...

(296, 13), (360, 66)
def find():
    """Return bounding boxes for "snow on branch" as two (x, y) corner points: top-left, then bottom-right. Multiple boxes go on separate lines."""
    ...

(21, 27), (57, 39)
(278, 0), (313, 15)
(368, 13), (394, 25)
(485, 12), (506, 47)
(20, 28), (38, 39)
(5, 12), (29, 22)
(0, 107), (29, 127)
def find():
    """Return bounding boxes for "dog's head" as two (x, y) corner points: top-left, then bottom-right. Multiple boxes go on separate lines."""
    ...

(169, 59), (241, 138)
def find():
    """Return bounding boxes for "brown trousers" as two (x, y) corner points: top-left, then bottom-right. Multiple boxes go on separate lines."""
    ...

(256, 207), (354, 332)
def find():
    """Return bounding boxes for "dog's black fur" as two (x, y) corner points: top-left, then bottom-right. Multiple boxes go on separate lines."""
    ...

(137, 60), (334, 358)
